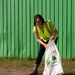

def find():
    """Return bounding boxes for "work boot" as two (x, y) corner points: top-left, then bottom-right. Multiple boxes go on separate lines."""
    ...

(29, 64), (39, 75)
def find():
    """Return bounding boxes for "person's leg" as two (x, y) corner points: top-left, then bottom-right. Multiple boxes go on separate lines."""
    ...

(29, 40), (48, 75)
(29, 44), (45, 75)
(35, 43), (45, 65)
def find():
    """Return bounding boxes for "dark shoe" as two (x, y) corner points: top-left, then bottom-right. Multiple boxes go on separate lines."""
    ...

(29, 64), (39, 75)
(29, 70), (38, 75)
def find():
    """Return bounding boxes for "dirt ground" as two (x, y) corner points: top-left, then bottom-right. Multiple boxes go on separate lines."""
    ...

(0, 66), (75, 75)
(0, 58), (75, 75)
(0, 58), (44, 75)
(0, 67), (31, 75)
(0, 67), (43, 75)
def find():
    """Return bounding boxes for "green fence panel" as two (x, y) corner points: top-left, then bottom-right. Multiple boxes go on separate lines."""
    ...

(0, 0), (75, 59)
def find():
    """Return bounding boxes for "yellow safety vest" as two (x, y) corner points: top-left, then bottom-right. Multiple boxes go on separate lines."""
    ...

(32, 20), (57, 42)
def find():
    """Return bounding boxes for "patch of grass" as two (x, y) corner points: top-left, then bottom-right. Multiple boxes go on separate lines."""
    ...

(0, 58), (35, 68)
(62, 59), (75, 74)
(0, 58), (75, 74)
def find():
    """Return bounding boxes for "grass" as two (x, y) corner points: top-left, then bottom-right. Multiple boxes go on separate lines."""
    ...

(0, 58), (75, 75)
(0, 58), (35, 68)
(62, 59), (75, 74)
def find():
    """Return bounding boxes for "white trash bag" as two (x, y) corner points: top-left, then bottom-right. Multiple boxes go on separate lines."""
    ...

(43, 40), (64, 75)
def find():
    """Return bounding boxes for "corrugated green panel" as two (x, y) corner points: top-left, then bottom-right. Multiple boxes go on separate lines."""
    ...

(55, 0), (59, 52)
(11, 0), (15, 57)
(66, 0), (72, 58)
(42, 0), (47, 19)
(26, 0), (31, 58)
(30, 0), (35, 58)
(71, 0), (74, 58)
(7, 0), (11, 57)
(72, 0), (75, 58)
(58, 0), (63, 58)
(0, 0), (75, 59)
(0, 0), (4, 57)
(14, 0), (19, 58)
(22, 0), (27, 58)
(62, 0), (67, 58)
(4, 0), (7, 57)
(51, 0), (55, 23)
(46, 0), (51, 20)
(18, 0), (23, 58)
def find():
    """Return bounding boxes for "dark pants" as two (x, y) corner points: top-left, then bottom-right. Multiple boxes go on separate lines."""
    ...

(35, 38), (58, 66)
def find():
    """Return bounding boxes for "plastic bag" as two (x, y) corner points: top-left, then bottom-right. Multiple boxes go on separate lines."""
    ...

(43, 40), (64, 75)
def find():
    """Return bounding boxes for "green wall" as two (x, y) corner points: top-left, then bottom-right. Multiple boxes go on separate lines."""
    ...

(0, 0), (75, 59)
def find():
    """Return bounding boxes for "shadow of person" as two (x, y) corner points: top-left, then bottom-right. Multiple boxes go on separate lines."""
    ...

(63, 73), (75, 75)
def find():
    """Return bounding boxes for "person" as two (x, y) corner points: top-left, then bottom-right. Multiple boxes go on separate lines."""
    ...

(29, 14), (58, 75)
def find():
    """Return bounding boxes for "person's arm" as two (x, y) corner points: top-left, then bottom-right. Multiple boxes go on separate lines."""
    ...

(49, 21), (58, 40)
(50, 29), (58, 40)
(34, 32), (47, 48)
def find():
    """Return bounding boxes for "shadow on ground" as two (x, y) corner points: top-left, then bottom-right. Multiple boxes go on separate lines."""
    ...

(63, 74), (75, 75)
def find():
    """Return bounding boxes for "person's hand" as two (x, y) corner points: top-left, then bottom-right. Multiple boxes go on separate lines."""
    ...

(50, 36), (55, 40)
(43, 43), (48, 48)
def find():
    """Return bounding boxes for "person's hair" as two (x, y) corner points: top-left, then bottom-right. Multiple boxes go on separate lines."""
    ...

(34, 14), (44, 26)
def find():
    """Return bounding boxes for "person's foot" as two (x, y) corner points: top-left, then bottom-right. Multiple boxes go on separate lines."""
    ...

(28, 64), (39, 75)
(28, 70), (38, 75)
